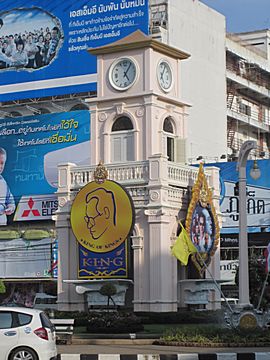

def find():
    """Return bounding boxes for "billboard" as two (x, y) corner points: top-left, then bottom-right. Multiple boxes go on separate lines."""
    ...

(0, 237), (54, 278)
(205, 160), (270, 232)
(0, 0), (149, 101)
(0, 110), (90, 224)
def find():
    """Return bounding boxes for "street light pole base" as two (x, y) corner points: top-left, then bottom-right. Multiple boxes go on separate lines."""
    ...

(224, 308), (270, 330)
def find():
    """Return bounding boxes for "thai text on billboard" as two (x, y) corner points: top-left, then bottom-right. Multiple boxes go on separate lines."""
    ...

(0, 0), (149, 101)
(205, 160), (270, 230)
(0, 110), (90, 224)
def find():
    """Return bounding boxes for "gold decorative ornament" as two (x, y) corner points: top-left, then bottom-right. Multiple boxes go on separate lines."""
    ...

(239, 313), (258, 329)
(185, 163), (220, 276)
(94, 161), (108, 184)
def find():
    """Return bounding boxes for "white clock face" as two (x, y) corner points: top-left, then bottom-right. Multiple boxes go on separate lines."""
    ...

(157, 60), (173, 91)
(109, 58), (137, 91)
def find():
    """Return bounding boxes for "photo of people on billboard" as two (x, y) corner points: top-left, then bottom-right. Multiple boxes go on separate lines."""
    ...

(0, 7), (63, 71)
(0, 0), (149, 101)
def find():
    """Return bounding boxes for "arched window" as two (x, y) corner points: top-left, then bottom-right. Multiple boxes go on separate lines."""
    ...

(163, 117), (174, 134)
(112, 116), (133, 131)
(163, 116), (175, 162)
(111, 116), (134, 163)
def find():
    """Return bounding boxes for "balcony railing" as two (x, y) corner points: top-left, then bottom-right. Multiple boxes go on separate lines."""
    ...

(227, 102), (270, 132)
(60, 159), (210, 193)
(167, 163), (206, 187)
(226, 62), (270, 90)
(70, 161), (149, 189)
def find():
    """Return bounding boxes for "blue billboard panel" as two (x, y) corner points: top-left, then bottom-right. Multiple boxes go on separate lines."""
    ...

(0, 237), (53, 278)
(0, 110), (90, 224)
(0, 0), (149, 101)
(205, 160), (270, 232)
(78, 241), (128, 279)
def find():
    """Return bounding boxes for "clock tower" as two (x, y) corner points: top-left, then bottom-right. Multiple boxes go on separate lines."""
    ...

(84, 30), (191, 312)
(87, 30), (190, 165)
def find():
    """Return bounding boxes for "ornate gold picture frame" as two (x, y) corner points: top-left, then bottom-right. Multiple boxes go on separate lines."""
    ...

(185, 163), (220, 276)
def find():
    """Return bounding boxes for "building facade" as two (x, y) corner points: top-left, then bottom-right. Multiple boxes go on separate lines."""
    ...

(226, 30), (270, 160)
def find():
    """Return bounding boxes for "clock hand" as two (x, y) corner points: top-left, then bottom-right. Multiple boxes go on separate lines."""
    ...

(124, 73), (130, 82)
(160, 66), (166, 80)
(124, 63), (131, 80)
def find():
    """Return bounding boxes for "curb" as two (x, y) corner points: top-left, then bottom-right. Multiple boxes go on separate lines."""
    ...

(57, 353), (270, 359)
(69, 339), (155, 345)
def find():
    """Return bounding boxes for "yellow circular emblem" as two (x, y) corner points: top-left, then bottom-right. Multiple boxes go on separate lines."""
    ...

(71, 180), (134, 253)
(239, 313), (258, 329)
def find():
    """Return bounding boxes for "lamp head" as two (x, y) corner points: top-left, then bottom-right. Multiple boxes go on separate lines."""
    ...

(250, 159), (261, 180)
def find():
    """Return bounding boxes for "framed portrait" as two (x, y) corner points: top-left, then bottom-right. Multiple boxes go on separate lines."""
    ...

(185, 164), (220, 275)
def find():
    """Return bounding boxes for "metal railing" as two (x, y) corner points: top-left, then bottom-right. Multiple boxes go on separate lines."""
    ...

(226, 62), (270, 91)
(227, 101), (270, 131)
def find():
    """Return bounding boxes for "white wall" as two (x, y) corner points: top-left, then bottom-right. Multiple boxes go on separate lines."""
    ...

(163, 0), (227, 161)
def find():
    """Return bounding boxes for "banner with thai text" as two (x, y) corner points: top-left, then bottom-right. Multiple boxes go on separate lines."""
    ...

(0, 0), (149, 101)
(205, 160), (270, 231)
(0, 110), (90, 224)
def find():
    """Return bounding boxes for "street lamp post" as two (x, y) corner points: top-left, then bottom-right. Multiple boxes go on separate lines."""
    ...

(237, 140), (256, 308)
(225, 140), (270, 328)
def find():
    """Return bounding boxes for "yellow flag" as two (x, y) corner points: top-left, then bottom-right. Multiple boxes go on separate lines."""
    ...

(171, 222), (197, 265)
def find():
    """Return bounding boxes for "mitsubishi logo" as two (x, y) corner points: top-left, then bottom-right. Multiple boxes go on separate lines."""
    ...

(22, 197), (41, 217)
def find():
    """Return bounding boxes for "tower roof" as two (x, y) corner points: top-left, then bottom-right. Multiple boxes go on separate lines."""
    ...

(88, 30), (190, 60)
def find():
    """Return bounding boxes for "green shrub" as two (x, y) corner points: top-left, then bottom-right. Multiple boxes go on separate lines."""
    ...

(160, 325), (270, 345)
(86, 312), (144, 333)
(137, 310), (223, 325)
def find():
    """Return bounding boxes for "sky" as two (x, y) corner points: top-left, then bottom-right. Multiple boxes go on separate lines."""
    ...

(200, 0), (270, 33)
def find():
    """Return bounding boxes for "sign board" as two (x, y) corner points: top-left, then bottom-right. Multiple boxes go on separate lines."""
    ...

(71, 178), (134, 278)
(205, 160), (270, 231)
(0, 237), (54, 278)
(220, 259), (238, 285)
(78, 241), (128, 279)
(0, 0), (149, 101)
(0, 110), (90, 224)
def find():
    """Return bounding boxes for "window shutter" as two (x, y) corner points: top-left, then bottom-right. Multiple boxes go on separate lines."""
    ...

(112, 136), (122, 162)
(125, 134), (134, 161)
(162, 134), (166, 156)
(175, 137), (186, 164)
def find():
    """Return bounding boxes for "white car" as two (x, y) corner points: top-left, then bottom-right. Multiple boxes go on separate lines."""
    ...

(0, 306), (57, 360)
